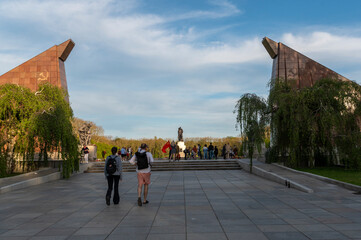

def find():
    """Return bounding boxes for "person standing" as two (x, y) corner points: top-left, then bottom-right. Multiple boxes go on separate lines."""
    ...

(104, 147), (122, 205)
(214, 146), (219, 160)
(128, 146), (133, 160)
(170, 141), (176, 162)
(176, 144), (180, 161)
(203, 144), (208, 160)
(183, 147), (189, 160)
(82, 145), (89, 163)
(192, 145), (197, 159)
(226, 143), (231, 159)
(121, 147), (127, 161)
(208, 143), (214, 159)
(198, 144), (203, 159)
(233, 146), (238, 159)
(129, 143), (154, 206)
(222, 144), (226, 159)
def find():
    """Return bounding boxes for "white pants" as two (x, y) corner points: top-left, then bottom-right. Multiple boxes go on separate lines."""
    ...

(84, 153), (89, 163)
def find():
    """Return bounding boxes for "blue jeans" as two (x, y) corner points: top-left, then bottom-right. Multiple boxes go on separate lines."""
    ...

(209, 150), (214, 159)
(203, 150), (208, 159)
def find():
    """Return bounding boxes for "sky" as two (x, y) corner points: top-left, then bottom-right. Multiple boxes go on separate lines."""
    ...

(1, 0), (361, 139)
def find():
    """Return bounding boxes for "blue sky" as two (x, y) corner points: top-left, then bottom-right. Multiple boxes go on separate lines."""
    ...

(1, 0), (361, 139)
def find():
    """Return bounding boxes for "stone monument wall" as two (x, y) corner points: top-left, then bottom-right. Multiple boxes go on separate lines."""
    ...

(0, 39), (75, 98)
(262, 37), (349, 88)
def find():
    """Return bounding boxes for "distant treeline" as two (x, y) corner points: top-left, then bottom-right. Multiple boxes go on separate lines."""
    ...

(91, 135), (243, 159)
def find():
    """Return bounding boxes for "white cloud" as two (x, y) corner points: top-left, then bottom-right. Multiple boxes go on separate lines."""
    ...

(281, 32), (361, 62)
(168, 0), (241, 21)
(70, 86), (240, 138)
(0, 0), (262, 71)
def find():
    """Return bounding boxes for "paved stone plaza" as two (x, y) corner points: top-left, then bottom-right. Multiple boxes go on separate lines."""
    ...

(0, 170), (361, 240)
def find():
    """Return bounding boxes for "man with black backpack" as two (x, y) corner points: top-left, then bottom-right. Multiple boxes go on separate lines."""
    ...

(129, 143), (154, 206)
(104, 147), (122, 206)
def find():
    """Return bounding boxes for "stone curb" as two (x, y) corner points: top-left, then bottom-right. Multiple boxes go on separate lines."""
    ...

(237, 160), (313, 193)
(273, 163), (361, 193)
(0, 172), (61, 194)
(0, 162), (97, 194)
(0, 168), (54, 185)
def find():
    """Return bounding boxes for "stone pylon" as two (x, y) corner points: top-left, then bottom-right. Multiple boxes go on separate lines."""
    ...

(0, 39), (75, 94)
(262, 37), (349, 88)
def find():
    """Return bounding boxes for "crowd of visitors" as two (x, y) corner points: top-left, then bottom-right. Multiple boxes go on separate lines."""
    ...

(172, 142), (240, 160)
(104, 146), (133, 161)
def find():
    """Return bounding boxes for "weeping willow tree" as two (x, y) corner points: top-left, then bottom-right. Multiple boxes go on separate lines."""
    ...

(234, 93), (269, 172)
(0, 83), (79, 178)
(269, 78), (361, 169)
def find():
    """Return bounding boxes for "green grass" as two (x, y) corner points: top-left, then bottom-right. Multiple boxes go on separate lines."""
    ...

(296, 167), (361, 186)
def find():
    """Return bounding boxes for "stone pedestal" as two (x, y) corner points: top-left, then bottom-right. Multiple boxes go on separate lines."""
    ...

(177, 141), (186, 158)
(88, 145), (97, 161)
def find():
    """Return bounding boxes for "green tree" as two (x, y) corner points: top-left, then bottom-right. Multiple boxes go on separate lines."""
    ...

(234, 93), (269, 172)
(269, 78), (361, 169)
(0, 83), (79, 178)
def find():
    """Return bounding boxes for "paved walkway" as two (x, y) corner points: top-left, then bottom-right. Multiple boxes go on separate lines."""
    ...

(1, 168), (361, 240)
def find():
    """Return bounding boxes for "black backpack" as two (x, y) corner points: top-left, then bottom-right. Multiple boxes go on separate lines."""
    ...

(106, 156), (117, 175)
(135, 152), (148, 170)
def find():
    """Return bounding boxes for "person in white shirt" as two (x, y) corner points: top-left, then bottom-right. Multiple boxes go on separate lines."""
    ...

(129, 143), (154, 206)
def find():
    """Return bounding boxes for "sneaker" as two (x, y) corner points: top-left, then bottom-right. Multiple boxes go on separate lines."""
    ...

(138, 197), (142, 206)
(106, 195), (110, 206)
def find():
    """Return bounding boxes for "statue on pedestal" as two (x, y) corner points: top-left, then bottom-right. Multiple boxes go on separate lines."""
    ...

(178, 127), (183, 142)
(78, 123), (93, 146)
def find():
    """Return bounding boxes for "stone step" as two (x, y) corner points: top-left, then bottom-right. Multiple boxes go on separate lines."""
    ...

(87, 165), (240, 171)
(92, 160), (240, 165)
(85, 166), (241, 173)
(90, 163), (240, 168)
(84, 160), (242, 173)
(90, 162), (240, 167)
(91, 162), (240, 167)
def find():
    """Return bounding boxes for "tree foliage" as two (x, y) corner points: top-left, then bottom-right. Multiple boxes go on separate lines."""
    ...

(269, 78), (361, 169)
(234, 93), (269, 166)
(0, 83), (79, 178)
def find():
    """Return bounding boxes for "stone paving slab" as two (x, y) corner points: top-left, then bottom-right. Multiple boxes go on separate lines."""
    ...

(0, 170), (361, 239)
(0, 163), (95, 194)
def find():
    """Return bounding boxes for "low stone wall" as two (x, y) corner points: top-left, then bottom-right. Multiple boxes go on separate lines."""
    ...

(0, 162), (97, 194)
(0, 170), (61, 194)
(273, 163), (361, 193)
(13, 160), (63, 172)
(237, 160), (313, 193)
